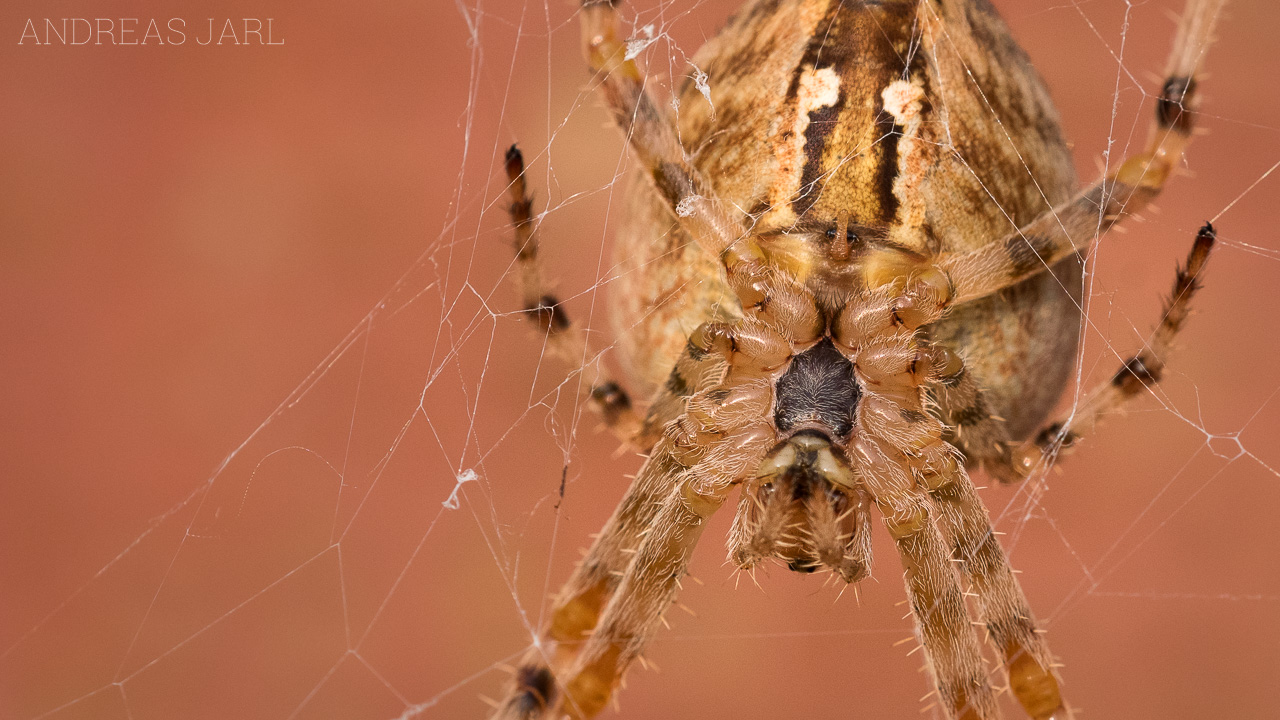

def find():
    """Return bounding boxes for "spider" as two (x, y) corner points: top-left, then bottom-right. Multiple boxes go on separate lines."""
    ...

(489, 0), (1222, 718)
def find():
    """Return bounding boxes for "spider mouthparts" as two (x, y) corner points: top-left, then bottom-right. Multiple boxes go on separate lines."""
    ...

(754, 430), (854, 488)
(730, 432), (872, 583)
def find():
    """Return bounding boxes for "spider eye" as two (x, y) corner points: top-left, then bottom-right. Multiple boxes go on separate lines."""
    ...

(824, 227), (860, 244)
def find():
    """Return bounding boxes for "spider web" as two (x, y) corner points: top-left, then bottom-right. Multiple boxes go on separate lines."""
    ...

(3, 0), (1280, 718)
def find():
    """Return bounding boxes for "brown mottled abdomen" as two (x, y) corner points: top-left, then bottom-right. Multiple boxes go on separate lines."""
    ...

(611, 0), (1081, 440)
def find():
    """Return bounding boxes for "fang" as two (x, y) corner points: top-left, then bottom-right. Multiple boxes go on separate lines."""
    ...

(732, 431), (872, 582)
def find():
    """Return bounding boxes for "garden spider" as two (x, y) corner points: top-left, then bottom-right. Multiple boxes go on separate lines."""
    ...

(490, 0), (1222, 718)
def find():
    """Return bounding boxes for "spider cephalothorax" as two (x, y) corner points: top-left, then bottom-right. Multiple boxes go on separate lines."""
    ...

(726, 259), (953, 582)
(489, 0), (1223, 718)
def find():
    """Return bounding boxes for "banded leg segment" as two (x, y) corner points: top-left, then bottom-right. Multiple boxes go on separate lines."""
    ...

(1005, 222), (1216, 478)
(925, 349), (1019, 484)
(492, 324), (738, 720)
(856, 372), (1068, 718)
(503, 145), (642, 441)
(839, 280), (1001, 720)
(498, 291), (793, 719)
(922, 347), (1082, 715)
(492, 440), (690, 720)
(542, 348), (776, 718)
(556, 426), (772, 718)
(854, 434), (999, 720)
(493, 343), (703, 716)
(927, 468), (1069, 719)
(579, 0), (747, 259)
(938, 0), (1225, 303)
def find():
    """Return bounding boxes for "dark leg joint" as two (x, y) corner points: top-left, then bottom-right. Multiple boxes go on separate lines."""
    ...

(590, 381), (633, 424)
(1156, 76), (1197, 134)
(1035, 422), (1077, 451)
(1112, 354), (1161, 393)
(1005, 233), (1055, 278)
(504, 144), (536, 253)
(504, 144), (525, 181)
(509, 198), (534, 235)
(1194, 221), (1217, 252)
(900, 408), (926, 423)
(952, 404), (987, 428)
(938, 365), (965, 388)
(524, 294), (570, 334)
(1184, 221), (1216, 278)
(652, 162), (697, 210)
(663, 367), (691, 397)
(1170, 222), (1217, 299)
(511, 663), (557, 717)
(684, 338), (709, 361)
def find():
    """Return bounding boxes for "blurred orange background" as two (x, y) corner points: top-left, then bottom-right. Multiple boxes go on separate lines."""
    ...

(2, 1), (1279, 718)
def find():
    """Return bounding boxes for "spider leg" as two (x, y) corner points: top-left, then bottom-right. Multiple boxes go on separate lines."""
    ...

(498, 287), (802, 719)
(921, 443), (1071, 719)
(533, 334), (778, 718)
(911, 230), (1215, 715)
(911, 236), (1217, 717)
(935, 0), (1225, 303)
(853, 413), (1002, 720)
(579, 0), (748, 259)
(491, 438), (694, 720)
(1002, 222), (1216, 480)
(633, 332), (731, 451)
(491, 322), (745, 719)
(838, 273), (1069, 718)
(835, 279), (1001, 720)
(502, 145), (644, 442)
(925, 347), (1019, 482)
(552, 425), (773, 718)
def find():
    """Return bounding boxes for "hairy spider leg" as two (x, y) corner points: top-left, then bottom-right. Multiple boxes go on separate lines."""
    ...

(552, 427), (773, 718)
(491, 326), (735, 720)
(935, 0), (1225, 303)
(834, 275), (1071, 720)
(491, 440), (695, 720)
(580, 0), (749, 261)
(502, 144), (644, 441)
(1006, 223), (1216, 478)
(925, 346), (1020, 482)
(535, 254), (894, 718)
(927, 459), (1071, 719)
(854, 433), (1002, 720)
(534, 318), (781, 718)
